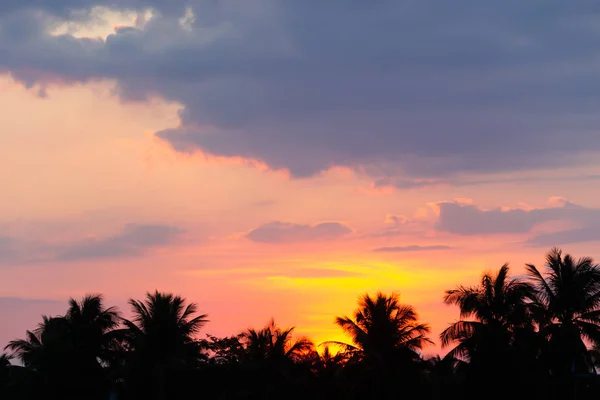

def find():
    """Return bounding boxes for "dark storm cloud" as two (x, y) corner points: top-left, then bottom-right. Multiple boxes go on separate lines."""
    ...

(2, 1), (600, 178)
(245, 221), (352, 244)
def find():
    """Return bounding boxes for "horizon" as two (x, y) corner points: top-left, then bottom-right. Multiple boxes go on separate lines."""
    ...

(2, 1), (600, 357)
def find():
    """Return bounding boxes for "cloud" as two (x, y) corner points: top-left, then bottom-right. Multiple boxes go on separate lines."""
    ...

(526, 227), (600, 247)
(375, 174), (600, 191)
(0, 237), (16, 257)
(436, 202), (538, 235)
(374, 178), (443, 190)
(373, 245), (453, 253)
(245, 221), (352, 244)
(276, 268), (362, 279)
(434, 198), (600, 246)
(55, 223), (182, 260)
(369, 214), (430, 238)
(0, 223), (182, 264)
(2, 2), (600, 180)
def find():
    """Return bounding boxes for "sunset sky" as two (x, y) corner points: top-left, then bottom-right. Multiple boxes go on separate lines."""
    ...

(2, 1), (600, 354)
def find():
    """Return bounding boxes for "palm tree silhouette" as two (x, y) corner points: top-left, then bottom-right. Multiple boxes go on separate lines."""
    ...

(6, 295), (119, 399)
(327, 292), (431, 398)
(440, 264), (539, 399)
(526, 247), (600, 377)
(332, 292), (432, 367)
(120, 291), (208, 400)
(236, 319), (313, 398)
(241, 319), (313, 363)
(5, 316), (71, 371)
(441, 264), (536, 364)
(63, 294), (121, 364)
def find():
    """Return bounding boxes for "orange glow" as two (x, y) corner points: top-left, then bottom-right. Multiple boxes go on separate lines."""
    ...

(2, 72), (600, 356)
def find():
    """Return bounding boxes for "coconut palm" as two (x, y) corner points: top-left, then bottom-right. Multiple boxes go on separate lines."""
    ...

(332, 292), (432, 368)
(440, 264), (536, 366)
(236, 320), (313, 398)
(122, 291), (208, 364)
(328, 292), (431, 399)
(63, 294), (121, 365)
(526, 247), (600, 377)
(240, 319), (313, 363)
(440, 265), (541, 399)
(120, 291), (208, 400)
(5, 295), (121, 400)
(5, 316), (71, 370)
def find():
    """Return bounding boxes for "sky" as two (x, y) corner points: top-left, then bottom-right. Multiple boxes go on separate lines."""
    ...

(2, 1), (600, 355)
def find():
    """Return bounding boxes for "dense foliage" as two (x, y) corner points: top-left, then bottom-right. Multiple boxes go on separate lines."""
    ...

(2, 248), (600, 399)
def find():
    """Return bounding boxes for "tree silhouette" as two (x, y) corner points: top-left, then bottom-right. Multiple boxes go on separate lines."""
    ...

(440, 264), (539, 397)
(119, 291), (207, 400)
(333, 292), (431, 367)
(5, 295), (119, 400)
(526, 247), (600, 378)
(5, 250), (600, 400)
(241, 319), (313, 363)
(234, 319), (314, 398)
(441, 264), (535, 362)
(329, 292), (431, 398)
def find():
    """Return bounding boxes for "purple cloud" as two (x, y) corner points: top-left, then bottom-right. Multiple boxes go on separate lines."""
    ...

(0, 223), (182, 264)
(55, 223), (182, 260)
(1, 2), (600, 180)
(245, 221), (352, 244)
(435, 199), (600, 246)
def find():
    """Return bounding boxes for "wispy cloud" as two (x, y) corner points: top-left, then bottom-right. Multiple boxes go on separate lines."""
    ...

(0, 223), (183, 264)
(373, 245), (453, 253)
(55, 224), (182, 261)
(273, 268), (363, 279)
(525, 227), (600, 247)
(245, 221), (352, 244)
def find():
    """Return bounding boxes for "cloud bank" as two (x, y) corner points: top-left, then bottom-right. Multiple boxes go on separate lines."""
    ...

(1, 1), (600, 181)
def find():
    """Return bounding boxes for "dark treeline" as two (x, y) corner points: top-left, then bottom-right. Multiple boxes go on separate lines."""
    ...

(2, 247), (600, 399)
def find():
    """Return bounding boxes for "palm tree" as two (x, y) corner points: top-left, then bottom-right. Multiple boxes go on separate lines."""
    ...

(440, 264), (536, 366)
(63, 294), (121, 398)
(328, 292), (431, 398)
(526, 247), (600, 377)
(5, 316), (72, 370)
(332, 292), (432, 368)
(63, 294), (121, 366)
(5, 295), (120, 399)
(238, 319), (314, 398)
(120, 291), (208, 400)
(441, 265), (541, 399)
(240, 319), (313, 363)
